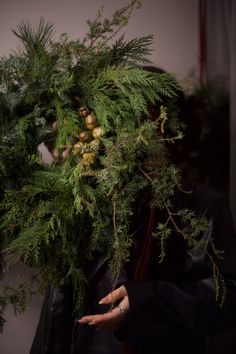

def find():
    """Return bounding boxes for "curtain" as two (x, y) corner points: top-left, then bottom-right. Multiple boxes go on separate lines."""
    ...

(205, 0), (236, 226)
(205, 2), (236, 353)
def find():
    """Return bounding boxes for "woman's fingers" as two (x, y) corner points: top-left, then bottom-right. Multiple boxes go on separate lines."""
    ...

(79, 313), (107, 326)
(78, 311), (120, 331)
(114, 294), (129, 317)
(79, 295), (129, 331)
(99, 285), (127, 305)
(78, 285), (129, 332)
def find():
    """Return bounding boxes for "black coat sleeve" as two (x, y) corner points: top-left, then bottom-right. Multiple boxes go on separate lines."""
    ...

(123, 192), (236, 344)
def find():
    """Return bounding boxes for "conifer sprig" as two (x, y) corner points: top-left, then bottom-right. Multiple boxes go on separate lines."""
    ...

(84, 0), (141, 48)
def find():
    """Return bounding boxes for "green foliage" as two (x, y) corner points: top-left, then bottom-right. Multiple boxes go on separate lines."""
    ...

(0, 0), (222, 326)
(0, 275), (38, 333)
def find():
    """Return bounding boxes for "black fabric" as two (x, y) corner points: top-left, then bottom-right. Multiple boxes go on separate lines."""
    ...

(30, 286), (74, 354)
(30, 183), (236, 354)
(121, 184), (236, 349)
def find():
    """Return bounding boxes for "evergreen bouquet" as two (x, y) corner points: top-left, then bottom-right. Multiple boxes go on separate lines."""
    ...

(0, 0), (222, 331)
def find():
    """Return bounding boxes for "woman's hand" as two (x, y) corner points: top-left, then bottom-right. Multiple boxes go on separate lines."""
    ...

(78, 285), (129, 331)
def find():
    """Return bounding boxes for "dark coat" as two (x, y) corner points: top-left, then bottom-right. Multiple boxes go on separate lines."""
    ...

(30, 183), (236, 354)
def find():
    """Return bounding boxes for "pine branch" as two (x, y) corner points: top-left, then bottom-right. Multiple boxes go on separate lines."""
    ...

(12, 18), (54, 55)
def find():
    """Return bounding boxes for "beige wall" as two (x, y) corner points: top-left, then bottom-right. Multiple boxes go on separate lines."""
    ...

(0, 0), (199, 79)
(0, 266), (44, 354)
(0, 1), (199, 353)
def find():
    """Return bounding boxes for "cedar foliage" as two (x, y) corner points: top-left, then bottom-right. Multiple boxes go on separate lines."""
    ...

(0, 0), (224, 331)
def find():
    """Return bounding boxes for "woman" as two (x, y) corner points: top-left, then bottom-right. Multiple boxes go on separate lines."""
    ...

(30, 176), (236, 354)
(31, 67), (236, 354)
